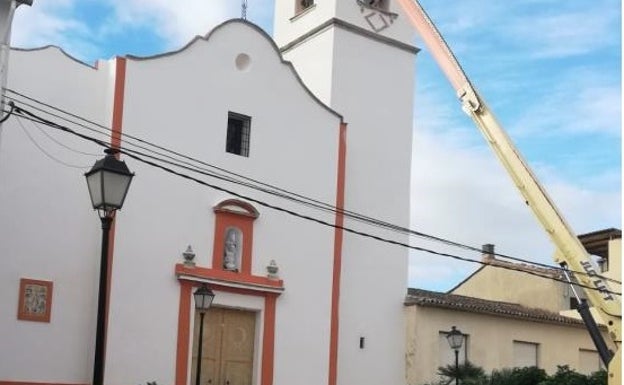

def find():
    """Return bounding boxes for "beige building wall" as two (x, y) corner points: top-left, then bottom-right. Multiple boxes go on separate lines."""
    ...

(452, 234), (621, 318)
(405, 304), (609, 385)
(606, 238), (621, 295)
(451, 263), (567, 313)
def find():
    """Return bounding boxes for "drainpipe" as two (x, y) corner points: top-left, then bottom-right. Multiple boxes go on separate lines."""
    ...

(0, 0), (32, 145)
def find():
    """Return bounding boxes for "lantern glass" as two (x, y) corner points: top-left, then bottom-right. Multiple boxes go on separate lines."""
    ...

(85, 150), (134, 212)
(447, 326), (464, 350)
(193, 285), (215, 312)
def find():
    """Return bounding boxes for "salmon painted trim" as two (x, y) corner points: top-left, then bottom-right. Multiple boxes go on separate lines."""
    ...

(174, 267), (283, 385)
(328, 122), (347, 385)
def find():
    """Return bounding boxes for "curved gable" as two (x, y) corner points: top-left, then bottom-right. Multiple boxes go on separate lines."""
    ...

(125, 19), (343, 121)
(12, 45), (98, 70)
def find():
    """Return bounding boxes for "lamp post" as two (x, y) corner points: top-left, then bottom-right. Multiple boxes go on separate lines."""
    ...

(193, 285), (215, 385)
(85, 148), (134, 385)
(446, 326), (464, 385)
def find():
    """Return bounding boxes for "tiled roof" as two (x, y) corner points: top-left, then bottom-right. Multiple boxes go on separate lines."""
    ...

(405, 288), (585, 326)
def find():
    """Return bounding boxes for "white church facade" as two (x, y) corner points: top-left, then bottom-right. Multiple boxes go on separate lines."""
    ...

(0, 2), (417, 385)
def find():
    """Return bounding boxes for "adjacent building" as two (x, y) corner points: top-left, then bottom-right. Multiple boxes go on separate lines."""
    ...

(406, 230), (621, 385)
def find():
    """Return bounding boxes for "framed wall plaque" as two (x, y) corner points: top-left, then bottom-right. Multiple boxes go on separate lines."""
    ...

(17, 278), (53, 323)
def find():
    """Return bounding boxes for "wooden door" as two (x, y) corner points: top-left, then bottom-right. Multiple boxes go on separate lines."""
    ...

(191, 307), (256, 385)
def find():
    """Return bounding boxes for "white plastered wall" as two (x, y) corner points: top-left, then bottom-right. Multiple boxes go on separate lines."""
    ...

(275, 1), (417, 383)
(104, 21), (343, 385)
(330, 27), (415, 385)
(0, 48), (116, 382)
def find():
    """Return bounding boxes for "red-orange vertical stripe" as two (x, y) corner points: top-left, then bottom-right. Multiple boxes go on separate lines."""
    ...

(175, 282), (193, 385)
(261, 294), (277, 385)
(328, 122), (347, 385)
(110, 58), (126, 150)
(103, 57), (127, 378)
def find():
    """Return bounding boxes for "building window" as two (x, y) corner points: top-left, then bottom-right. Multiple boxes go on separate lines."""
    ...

(513, 341), (539, 368)
(438, 331), (468, 367)
(363, 0), (390, 12)
(597, 257), (609, 273)
(567, 284), (587, 310)
(295, 0), (314, 15)
(579, 349), (605, 374)
(226, 112), (251, 157)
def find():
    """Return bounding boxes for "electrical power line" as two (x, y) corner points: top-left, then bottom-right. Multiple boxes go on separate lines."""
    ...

(15, 116), (91, 169)
(7, 104), (621, 300)
(4, 88), (621, 286)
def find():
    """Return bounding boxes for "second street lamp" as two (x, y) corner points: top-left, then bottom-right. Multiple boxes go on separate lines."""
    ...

(446, 326), (464, 385)
(85, 148), (134, 385)
(193, 285), (215, 385)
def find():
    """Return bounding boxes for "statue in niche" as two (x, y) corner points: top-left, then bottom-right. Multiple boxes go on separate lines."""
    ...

(223, 227), (242, 271)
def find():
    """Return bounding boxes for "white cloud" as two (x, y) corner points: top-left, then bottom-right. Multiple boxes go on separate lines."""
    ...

(10, 0), (275, 62)
(11, 0), (97, 62)
(503, 7), (620, 59)
(408, 120), (621, 291)
(104, 0), (237, 47)
(418, 0), (620, 60)
(509, 67), (622, 137)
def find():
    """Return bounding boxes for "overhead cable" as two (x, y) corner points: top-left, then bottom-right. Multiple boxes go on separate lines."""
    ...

(5, 88), (621, 285)
(8, 104), (622, 299)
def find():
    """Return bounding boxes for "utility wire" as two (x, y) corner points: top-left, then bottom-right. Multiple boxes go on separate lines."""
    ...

(28, 118), (101, 157)
(15, 116), (91, 169)
(5, 94), (621, 286)
(9, 104), (622, 299)
(5, 89), (621, 285)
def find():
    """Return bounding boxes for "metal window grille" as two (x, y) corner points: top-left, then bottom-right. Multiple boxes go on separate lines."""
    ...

(296, 0), (314, 14)
(226, 112), (251, 157)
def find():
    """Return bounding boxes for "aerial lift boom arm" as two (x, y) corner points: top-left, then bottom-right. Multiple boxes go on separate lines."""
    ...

(396, 0), (621, 382)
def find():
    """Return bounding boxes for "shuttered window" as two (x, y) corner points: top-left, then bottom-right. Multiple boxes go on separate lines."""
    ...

(513, 341), (538, 368)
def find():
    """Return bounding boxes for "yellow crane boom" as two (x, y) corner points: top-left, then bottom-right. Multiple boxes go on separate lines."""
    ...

(396, 0), (621, 382)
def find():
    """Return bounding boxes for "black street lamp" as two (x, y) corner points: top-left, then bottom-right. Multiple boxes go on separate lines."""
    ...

(85, 148), (134, 385)
(193, 285), (215, 385)
(446, 326), (464, 385)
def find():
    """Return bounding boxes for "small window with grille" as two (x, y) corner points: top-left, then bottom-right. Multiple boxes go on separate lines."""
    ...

(295, 0), (314, 15)
(363, 0), (389, 12)
(226, 112), (251, 157)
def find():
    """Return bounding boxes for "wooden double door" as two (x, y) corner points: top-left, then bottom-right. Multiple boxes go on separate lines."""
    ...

(191, 307), (256, 385)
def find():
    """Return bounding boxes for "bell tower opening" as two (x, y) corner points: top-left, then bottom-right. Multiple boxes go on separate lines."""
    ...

(360, 0), (390, 12)
(295, 0), (314, 15)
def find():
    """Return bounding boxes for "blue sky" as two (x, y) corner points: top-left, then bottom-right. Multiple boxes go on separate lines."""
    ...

(11, 0), (622, 291)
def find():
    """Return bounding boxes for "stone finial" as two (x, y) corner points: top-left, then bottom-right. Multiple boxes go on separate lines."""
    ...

(266, 259), (279, 280)
(182, 245), (196, 266)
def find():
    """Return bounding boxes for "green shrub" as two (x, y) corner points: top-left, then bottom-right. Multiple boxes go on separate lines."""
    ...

(587, 370), (608, 385)
(537, 365), (607, 385)
(489, 366), (547, 385)
(420, 364), (606, 385)
(435, 361), (487, 384)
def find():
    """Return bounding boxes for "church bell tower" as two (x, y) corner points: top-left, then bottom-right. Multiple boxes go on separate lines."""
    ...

(273, 2), (419, 385)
